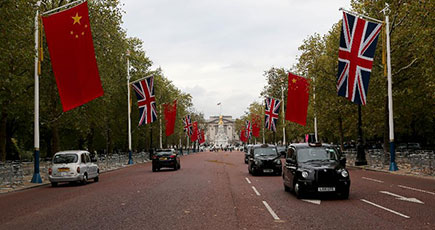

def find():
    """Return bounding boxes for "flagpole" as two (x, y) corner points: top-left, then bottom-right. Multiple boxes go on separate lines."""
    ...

(127, 50), (133, 164)
(262, 99), (265, 144)
(159, 105), (162, 149)
(281, 85), (286, 146)
(31, 1), (42, 183)
(382, 4), (397, 171)
(313, 79), (318, 142)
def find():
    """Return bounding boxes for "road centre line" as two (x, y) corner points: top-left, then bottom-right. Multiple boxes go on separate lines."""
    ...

(245, 177), (252, 184)
(262, 201), (280, 220)
(362, 177), (384, 183)
(398, 185), (435, 195)
(360, 199), (410, 219)
(252, 186), (261, 196)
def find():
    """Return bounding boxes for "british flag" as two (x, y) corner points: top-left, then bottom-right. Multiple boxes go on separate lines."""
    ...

(183, 115), (193, 136)
(132, 76), (157, 126)
(245, 120), (252, 139)
(264, 97), (281, 132)
(337, 11), (382, 105)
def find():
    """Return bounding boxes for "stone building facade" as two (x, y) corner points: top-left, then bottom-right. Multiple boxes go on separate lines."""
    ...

(205, 115), (239, 146)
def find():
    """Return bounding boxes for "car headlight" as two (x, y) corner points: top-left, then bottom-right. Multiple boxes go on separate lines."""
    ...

(341, 170), (349, 177)
(254, 160), (261, 165)
(274, 159), (281, 164)
(301, 171), (309, 178)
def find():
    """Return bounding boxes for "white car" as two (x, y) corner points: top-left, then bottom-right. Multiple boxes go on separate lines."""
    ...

(49, 150), (99, 187)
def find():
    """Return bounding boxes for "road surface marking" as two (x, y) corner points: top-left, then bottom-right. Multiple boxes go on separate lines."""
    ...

(245, 177), (252, 184)
(362, 177), (384, 183)
(398, 185), (435, 195)
(301, 199), (321, 205)
(252, 186), (261, 196)
(262, 201), (280, 220)
(380, 191), (424, 204)
(360, 199), (410, 219)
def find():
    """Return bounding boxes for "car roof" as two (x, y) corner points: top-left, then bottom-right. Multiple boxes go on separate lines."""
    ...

(54, 150), (88, 155)
(252, 144), (276, 148)
(290, 143), (334, 149)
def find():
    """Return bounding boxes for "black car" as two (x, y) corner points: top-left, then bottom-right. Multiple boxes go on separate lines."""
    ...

(244, 144), (253, 164)
(282, 143), (350, 199)
(152, 149), (180, 172)
(248, 144), (282, 176)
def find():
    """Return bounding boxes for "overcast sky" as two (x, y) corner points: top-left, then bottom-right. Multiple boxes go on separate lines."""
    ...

(121, 0), (351, 119)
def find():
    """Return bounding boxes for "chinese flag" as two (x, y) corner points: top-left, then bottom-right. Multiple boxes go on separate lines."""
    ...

(199, 130), (205, 144)
(285, 73), (310, 126)
(252, 114), (260, 137)
(164, 100), (177, 136)
(42, 2), (103, 112)
(191, 121), (198, 142)
(240, 129), (247, 143)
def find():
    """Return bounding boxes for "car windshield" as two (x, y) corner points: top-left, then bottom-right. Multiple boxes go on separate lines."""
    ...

(53, 154), (78, 164)
(297, 147), (338, 163)
(254, 147), (278, 157)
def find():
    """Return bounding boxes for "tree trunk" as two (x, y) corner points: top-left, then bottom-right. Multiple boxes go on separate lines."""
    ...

(0, 107), (7, 162)
(87, 125), (95, 154)
(50, 121), (60, 157)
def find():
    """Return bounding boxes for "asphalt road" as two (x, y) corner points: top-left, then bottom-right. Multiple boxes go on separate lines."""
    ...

(0, 150), (433, 230)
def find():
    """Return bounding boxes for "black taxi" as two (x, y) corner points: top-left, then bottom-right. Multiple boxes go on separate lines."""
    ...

(282, 143), (350, 199)
(248, 144), (282, 176)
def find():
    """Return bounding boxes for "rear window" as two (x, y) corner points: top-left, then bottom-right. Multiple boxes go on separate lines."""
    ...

(53, 154), (78, 164)
(156, 151), (173, 156)
(254, 147), (278, 156)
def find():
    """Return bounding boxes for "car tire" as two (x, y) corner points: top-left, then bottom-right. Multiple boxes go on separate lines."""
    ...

(339, 189), (350, 199)
(82, 174), (88, 185)
(94, 176), (99, 182)
(152, 166), (157, 172)
(294, 182), (302, 199)
(51, 182), (58, 187)
(244, 158), (248, 164)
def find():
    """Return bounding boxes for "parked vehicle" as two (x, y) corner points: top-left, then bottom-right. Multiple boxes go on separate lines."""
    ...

(152, 149), (180, 172)
(282, 143), (350, 199)
(49, 150), (99, 187)
(247, 144), (282, 176)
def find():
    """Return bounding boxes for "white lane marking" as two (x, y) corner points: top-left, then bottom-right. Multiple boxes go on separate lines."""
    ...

(398, 185), (435, 195)
(301, 199), (321, 205)
(362, 177), (384, 183)
(360, 199), (410, 219)
(380, 191), (424, 204)
(245, 177), (252, 184)
(262, 201), (280, 220)
(252, 186), (261, 196)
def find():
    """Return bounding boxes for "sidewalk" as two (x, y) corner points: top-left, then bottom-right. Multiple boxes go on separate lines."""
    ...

(349, 164), (435, 180)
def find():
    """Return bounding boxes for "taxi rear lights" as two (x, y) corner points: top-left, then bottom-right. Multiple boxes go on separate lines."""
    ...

(48, 168), (52, 175)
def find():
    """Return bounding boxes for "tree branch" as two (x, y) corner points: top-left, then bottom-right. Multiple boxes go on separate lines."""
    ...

(393, 58), (418, 76)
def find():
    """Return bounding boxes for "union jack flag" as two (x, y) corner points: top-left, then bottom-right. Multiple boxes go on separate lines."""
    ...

(183, 115), (193, 136)
(337, 11), (382, 105)
(132, 76), (157, 126)
(245, 120), (252, 139)
(264, 97), (281, 132)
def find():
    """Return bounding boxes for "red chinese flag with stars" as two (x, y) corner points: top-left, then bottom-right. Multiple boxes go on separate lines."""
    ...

(251, 114), (261, 138)
(164, 100), (177, 136)
(42, 2), (103, 112)
(190, 122), (198, 142)
(285, 73), (310, 126)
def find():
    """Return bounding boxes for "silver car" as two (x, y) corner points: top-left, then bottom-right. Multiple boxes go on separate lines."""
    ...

(49, 150), (99, 187)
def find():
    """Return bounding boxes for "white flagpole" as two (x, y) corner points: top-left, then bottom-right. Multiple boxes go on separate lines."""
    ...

(281, 85), (286, 146)
(313, 80), (318, 142)
(127, 50), (133, 164)
(382, 4), (397, 171)
(262, 99), (265, 144)
(159, 105), (162, 149)
(31, 1), (42, 183)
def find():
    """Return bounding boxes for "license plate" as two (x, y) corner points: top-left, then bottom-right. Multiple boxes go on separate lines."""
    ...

(318, 187), (335, 192)
(263, 169), (273, 173)
(160, 157), (167, 160)
(58, 168), (69, 172)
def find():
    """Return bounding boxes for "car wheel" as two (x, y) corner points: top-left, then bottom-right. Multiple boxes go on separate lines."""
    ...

(244, 158), (248, 164)
(51, 182), (58, 187)
(82, 174), (88, 185)
(152, 166), (157, 172)
(284, 183), (291, 192)
(339, 189), (350, 199)
(294, 182), (302, 199)
(94, 176), (99, 182)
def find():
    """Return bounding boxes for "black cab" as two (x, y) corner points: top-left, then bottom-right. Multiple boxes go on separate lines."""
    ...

(283, 143), (350, 199)
(248, 144), (282, 176)
(152, 149), (180, 172)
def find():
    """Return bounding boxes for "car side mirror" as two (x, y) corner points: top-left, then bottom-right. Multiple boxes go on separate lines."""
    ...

(340, 156), (347, 167)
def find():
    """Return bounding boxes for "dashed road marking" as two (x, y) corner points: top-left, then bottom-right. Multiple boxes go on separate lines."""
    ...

(361, 199), (410, 219)
(252, 186), (261, 196)
(262, 201), (280, 220)
(398, 185), (435, 195)
(245, 177), (252, 184)
(362, 177), (384, 183)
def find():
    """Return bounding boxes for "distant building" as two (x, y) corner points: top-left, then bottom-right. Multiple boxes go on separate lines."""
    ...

(205, 115), (239, 146)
